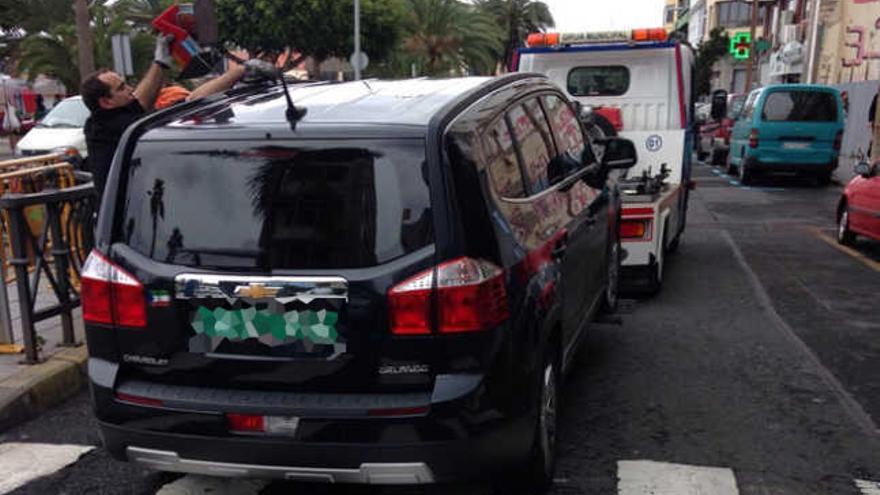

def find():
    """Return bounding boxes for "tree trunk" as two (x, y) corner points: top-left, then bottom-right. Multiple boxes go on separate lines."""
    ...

(74, 0), (94, 83)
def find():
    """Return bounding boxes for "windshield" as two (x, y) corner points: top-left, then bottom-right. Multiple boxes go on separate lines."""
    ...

(38, 98), (90, 128)
(727, 95), (746, 119)
(117, 139), (433, 270)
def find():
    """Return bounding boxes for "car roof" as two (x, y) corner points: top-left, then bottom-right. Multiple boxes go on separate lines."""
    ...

(149, 77), (502, 135)
(758, 84), (839, 93)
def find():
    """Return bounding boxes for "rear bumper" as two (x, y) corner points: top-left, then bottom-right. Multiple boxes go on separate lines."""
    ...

(99, 418), (529, 483)
(90, 359), (536, 484)
(747, 155), (838, 174)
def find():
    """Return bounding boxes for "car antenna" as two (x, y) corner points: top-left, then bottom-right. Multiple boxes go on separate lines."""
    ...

(278, 73), (307, 131)
(224, 51), (307, 131)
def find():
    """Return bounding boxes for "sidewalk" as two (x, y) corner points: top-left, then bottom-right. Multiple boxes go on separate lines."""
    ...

(0, 277), (88, 432)
(0, 139), (14, 161)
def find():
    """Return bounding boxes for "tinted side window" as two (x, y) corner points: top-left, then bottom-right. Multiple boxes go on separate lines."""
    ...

(542, 94), (589, 162)
(761, 91), (837, 122)
(483, 116), (525, 198)
(508, 102), (552, 194)
(567, 66), (630, 96)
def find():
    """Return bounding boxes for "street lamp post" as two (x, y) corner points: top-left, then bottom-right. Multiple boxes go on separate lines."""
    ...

(744, 0), (759, 91)
(353, 0), (361, 81)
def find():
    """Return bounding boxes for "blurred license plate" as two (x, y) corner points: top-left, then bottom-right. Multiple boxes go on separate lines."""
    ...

(266, 416), (300, 436)
(783, 142), (810, 149)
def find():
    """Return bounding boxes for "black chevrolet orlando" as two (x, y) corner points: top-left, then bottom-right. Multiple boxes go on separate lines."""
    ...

(83, 74), (636, 490)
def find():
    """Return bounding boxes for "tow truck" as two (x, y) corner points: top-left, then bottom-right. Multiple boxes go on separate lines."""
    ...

(514, 28), (695, 293)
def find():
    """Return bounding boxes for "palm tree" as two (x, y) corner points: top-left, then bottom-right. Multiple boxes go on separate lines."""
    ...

(16, 25), (80, 93)
(474, 0), (554, 72)
(74, 0), (94, 80)
(16, 1), (157, 91)
(401, 0), (503, 76)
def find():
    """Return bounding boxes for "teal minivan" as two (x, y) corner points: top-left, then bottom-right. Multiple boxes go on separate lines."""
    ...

(726, 84), (843, 185)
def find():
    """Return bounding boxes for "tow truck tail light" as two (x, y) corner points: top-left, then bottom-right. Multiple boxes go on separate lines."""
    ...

(81, 250), (146, 328)
(620, 219), (652, 240)
(388, 257), (508, 335)
(748, 128), (759, 149)
(525, 28), (667, 48)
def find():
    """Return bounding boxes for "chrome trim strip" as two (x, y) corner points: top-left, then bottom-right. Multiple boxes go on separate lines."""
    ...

(174, 274), (348, 302)
(126, 447), (435, 484)
(499, 163), (600, 205)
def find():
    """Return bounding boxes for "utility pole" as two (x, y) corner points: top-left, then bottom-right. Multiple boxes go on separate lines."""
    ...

(353, 0), (361, 80)
(74, 0), (94, 82)
(744, 0), (759, 91)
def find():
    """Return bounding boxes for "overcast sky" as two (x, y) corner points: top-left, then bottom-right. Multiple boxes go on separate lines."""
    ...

(541, 0), (666, 32)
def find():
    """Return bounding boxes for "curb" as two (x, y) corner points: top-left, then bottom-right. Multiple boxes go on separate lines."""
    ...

(0, 346), (88, 432)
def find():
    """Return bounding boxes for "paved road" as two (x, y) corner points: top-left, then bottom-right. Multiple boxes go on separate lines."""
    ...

(0, 161), (877, 495)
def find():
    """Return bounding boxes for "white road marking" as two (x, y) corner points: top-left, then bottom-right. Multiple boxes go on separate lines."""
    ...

(156, 475), (270, 495)
(617, 460), (739, 495)
(856, 479), (880, 495)
(0, 442), (94, 494)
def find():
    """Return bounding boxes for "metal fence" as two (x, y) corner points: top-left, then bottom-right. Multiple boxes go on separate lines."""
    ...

(0, 153), (96, 363)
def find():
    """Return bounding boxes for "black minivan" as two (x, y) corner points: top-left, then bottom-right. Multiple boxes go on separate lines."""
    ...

(83, 74), (636, 490)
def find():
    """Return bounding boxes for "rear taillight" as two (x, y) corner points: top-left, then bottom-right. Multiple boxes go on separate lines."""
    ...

(388, 257), (508, 335)
(81, 250), (146, 328)
(833, 130), (843, 151)
(226, 413), (265, 433)
(748, 128), (759, 148)
(620, 219), (651, 240)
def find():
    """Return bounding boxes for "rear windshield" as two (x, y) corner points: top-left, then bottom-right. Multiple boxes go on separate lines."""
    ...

(567, 66), (630, 96)
(761, 91), (838, 122)
(116, 139), (432, 270)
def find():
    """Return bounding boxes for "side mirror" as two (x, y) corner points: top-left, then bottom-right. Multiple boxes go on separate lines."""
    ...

(711, 89), (728, 120)
(854, 161), (873, 178)
(602, 137), (637, 169)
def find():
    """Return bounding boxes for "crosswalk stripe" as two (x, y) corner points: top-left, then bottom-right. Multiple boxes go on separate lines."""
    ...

(156, 475), (270, 495)
(856, 479), (880, 495)
(0, 442), (94, 494)
(617, 460), (739, 495)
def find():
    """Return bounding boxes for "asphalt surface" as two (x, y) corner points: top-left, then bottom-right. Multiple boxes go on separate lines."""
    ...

(0, 160), (877, 494)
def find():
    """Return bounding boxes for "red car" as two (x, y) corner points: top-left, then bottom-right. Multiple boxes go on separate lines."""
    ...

(838, 161), (880, 244)
(697, 93), (745, 165)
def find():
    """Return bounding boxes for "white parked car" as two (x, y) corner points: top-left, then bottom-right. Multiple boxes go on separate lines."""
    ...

(15, 96), (90, 158)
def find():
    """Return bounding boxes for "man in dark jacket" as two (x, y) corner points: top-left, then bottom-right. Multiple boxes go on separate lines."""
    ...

(82, 36), (253, 199)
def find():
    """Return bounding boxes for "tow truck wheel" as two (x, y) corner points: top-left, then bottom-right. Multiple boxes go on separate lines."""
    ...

(601, 238), (620, 313)
(647, 225), (666, 294)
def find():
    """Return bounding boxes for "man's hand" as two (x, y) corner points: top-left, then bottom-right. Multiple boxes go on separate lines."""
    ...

(243, 59), (280, 82)
(154, 35), (174, 69)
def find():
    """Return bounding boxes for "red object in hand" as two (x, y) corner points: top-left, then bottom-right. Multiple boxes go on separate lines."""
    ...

(151, 5), (195, 70)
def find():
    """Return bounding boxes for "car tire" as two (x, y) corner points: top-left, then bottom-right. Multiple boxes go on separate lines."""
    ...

(838, 206), (856, 246)
(817, 171), (832, 187)
(725, 150), (737, 176)
(738, 157), (754, 185)
(504, 349), (559, 493)
(601, 237), (621, 313)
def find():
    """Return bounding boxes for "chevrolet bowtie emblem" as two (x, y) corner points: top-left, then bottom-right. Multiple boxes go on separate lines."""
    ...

(234, 283), (280, 299)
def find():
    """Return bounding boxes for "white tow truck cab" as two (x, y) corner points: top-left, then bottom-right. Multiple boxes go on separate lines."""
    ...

(514, 28), (695, 293)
